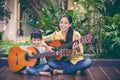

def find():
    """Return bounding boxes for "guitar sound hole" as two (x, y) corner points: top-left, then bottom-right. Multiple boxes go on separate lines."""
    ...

(25, 54), (30, 60)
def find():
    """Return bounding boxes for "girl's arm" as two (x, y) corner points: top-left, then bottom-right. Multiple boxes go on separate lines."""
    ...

(19, 46), (33, 57)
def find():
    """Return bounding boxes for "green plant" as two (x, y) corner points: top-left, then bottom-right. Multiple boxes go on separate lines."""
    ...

(38, 0), (61, 33)
(19, 0), (62, 35)
(0, 0), (11, 21)
(102, 14), (120, 58)
(73, 0), (120, 58)
(0, 40), (32, 57)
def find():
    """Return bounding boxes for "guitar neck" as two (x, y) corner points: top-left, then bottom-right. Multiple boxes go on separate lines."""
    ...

(55, 34), (92, 50)
(32, 52), (57, 59)
(55, 41), (74, 50)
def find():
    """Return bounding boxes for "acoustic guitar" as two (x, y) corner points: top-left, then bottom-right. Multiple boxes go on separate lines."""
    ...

(8, 46), (72, 72)
(46, 34), (93, 60)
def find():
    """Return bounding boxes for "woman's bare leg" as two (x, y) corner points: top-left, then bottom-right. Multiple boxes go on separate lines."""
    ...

(53, 69), (63, 74)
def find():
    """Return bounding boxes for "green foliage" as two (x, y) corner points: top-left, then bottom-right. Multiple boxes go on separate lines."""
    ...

(0, 40), (32, 57)
(102, 14), (120, 58)
(103, 24), (120, 48)
(65, 9), (87, 34)
(0, 41), (25, 53)
(0, 0), (11, 20)
(74, 0), (120, 58)
(19, 0), (61, 35)
(38, 0), (61, 34)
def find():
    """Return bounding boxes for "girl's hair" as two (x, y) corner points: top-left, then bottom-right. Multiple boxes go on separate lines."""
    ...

(30, 29), (42, 39)
(59, 14), (73, 49)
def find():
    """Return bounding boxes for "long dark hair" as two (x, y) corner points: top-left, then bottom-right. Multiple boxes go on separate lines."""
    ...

(59, 14), (74, 49)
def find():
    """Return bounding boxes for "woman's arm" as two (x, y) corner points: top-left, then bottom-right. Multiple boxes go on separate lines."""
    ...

(42, 40), (55, 53)
(43, 31), (57, 42)
(42, 31), (57, 52)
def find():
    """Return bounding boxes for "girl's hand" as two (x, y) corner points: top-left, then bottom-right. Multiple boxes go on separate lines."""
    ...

(19, 46), (33, 57)
(27, 51), (33, 57)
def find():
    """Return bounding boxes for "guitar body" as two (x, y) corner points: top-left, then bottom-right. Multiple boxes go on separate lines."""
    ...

(8, 46), (37, 72)
(46, 40), (65, 60)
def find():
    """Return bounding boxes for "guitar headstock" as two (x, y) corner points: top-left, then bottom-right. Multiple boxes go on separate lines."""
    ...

(79, 34), (93, 44)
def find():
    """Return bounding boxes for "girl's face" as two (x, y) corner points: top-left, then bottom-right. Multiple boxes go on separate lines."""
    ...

(59, 17), (71, 32)
(31, 38), (42, 47)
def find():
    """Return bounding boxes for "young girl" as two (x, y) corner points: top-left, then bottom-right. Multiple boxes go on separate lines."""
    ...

(43, 14), (92, 75)
(20, 30), (51, 76)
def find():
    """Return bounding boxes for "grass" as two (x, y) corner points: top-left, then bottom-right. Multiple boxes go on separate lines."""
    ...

(0, 40), (27, 57)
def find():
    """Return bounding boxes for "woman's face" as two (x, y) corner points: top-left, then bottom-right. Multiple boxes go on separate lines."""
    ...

(31, 38), (41, 47)
(59, 17), (71, 32)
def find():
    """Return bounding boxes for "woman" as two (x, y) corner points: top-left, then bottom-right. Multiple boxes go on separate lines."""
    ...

(43, 14), (92, 75)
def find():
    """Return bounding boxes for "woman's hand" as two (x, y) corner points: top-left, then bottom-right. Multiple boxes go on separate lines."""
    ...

(42, 41), (55, 53)
(73, 42), (80, 52)
(73, 34), (81, 52)
(46, 46), (55, 53)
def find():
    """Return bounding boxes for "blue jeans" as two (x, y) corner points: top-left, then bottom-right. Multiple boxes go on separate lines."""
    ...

(48, 58), (92, 74)
(26, 64), (50, 76)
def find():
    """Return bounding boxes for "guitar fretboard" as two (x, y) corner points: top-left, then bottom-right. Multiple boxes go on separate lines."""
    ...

(55, 34), (92, 50)
(55, 41), (74, 50)
(33, 52), (57, 58)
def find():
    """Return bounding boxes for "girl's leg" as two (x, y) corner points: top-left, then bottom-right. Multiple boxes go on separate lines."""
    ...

(36, 64), (51, 76)
(63, 58), (92, 74)
(35, 64), (50, 71)
(21, 69), (27, 75)
(39, 72), (51, 76)
(26, 64), (50, 76)
(48, 59), (73, 69)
